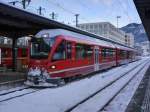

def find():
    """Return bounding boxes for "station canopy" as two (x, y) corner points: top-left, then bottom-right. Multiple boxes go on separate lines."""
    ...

(0, 2), (107, 39)
(0, 2), (133, 48)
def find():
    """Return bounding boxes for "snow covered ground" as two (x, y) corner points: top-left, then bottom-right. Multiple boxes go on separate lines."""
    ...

(0, 86), (27, 95)
(101, 60), (150, 112)
(0, 58), (149, 112)
(71, 59), (149, 112)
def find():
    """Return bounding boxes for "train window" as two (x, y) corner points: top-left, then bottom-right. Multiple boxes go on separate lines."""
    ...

(76, 44), (85, 59)
(75, 44), (93, 60)
(86, 45), (93, 59)
(102, 48), (115, 58)
(2, 49), (9, 58)
(22, 48), (27, 57)
(108, 49), (115, 57)
(120, 50), (127, 58)
(102, 48), (107, 58)
(52, 40), (66, 61)
(66, 42), (72, 59)
(30, 39), (50, 59)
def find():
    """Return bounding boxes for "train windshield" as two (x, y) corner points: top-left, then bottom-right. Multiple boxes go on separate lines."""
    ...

(30, 37), (55, 59)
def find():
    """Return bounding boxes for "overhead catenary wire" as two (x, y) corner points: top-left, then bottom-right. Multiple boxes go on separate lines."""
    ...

(116, 0), (142, 30)
(116, 0), (132, 24)
(46, 0), (90, 23)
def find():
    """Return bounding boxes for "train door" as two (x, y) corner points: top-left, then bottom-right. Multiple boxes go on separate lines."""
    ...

(94, 47), (99, 71)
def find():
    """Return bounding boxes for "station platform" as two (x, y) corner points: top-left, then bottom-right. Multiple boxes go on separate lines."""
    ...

(126, 66), (150, 112)
(0, 72), (26, 90)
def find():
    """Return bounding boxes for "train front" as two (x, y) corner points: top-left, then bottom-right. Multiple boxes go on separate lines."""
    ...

(24, 33), (61, 87)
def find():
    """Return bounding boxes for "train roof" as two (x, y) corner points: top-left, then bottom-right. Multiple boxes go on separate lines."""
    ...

(35, 29), (134, 51)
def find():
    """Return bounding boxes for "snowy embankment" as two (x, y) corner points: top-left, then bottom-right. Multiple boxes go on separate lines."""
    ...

(0, 58), (149, 112)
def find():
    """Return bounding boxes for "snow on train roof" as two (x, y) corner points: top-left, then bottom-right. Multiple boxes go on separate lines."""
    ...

(36, 29), (115, 48)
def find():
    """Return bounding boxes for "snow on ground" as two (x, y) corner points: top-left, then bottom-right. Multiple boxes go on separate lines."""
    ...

(102, 59), (150, 112)
(0, 86), (27, 95)
(0, 88), (36, 101)
(71, 60), (149, 112)
(0, 58), (149, 112)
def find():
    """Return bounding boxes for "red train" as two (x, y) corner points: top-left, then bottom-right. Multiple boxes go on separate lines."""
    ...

(0, 44), (28, 70)
(25, 29), (137, 87)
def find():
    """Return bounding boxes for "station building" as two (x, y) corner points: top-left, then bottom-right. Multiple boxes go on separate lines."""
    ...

(78, 22), (134, 47)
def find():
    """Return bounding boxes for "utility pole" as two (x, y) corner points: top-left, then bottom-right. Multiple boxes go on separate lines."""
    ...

(49, 12), (58, 20)
(116, 16), (121, 31)
(37, 6), (45, 15)
(22, 0), (31, 9)
(75, 14), (79, 27)
(8, 0), (31, 9)
(8, 1), (19, 5)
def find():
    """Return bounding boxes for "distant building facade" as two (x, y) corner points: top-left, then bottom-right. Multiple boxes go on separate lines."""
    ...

(140, 41), (150, 56)
(134, 43), (143, 56)
(78, 22), (134, 47)
(125, 33), (134, 47)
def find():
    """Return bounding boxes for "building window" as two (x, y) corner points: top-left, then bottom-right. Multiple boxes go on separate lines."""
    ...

(90, 24), (93, 29)
(86, 25), (89, 30)
(81, 26), (84, 29)
(94, 24), (98, 29)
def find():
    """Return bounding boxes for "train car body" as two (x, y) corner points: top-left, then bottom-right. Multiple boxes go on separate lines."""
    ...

(0, 44), (28, 70)
(25, 29), (137, 87)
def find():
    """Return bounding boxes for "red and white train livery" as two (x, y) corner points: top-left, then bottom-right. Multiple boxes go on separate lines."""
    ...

(25, 29), (137, 87)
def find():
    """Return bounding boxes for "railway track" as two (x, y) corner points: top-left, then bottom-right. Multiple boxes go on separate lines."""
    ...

(0, 86), (28, 96)
(64, 59), (149, 112)
(99, 60), (150, 112)
(0, 87), (43, 102)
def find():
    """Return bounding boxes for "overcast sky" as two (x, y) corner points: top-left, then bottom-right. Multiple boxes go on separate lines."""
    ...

(0, 0), (141, 27)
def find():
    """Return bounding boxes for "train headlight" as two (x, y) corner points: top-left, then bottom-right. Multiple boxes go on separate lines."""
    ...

(51, 65), (56, 69)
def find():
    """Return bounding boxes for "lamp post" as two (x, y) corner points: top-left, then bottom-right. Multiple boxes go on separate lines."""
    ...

(75, 14), (79, 27)
(117, 16), (121, 31)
